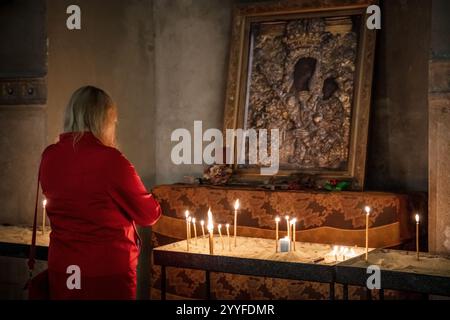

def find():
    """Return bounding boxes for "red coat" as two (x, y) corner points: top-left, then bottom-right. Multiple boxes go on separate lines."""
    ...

(39, 132), (161, 299)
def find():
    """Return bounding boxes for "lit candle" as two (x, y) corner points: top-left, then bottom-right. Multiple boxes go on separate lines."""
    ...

(207, 208), (214, 255)
(234, 199), (239, 247)
(185, 210), (190, 252)
(415, 214), (420, 260)
(364, 206), (371, 261)
(192, 217), (197, 245)
(275, 217), (280, 253)
(280, 236), (290, 252)
(226, 223), (231, 251)
(291, 218), (297, 251)
(218, 224), (224, 250)
(42, 199), (47, 235)
(285, 215), (290, 250)
(200, 220), (205, 239)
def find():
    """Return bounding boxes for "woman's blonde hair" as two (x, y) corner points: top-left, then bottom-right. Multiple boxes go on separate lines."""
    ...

(64, 86), (117, 146)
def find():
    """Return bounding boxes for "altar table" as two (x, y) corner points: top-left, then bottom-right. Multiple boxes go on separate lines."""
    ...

(151, 184), (426, 300)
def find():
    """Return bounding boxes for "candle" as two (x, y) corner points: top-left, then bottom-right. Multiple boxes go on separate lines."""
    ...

(207, 208), (214, 255)
(332, 245), (338, 262)
(364, 206), (371, 261)
(280, 236), (290, 252)
(200, 220), (205, 239)
(285, 215), (290, 250)
(226, 223), (231, 251)
(185, 210), (190, 252)
(187, 216), (192, 246)
(234, 199), (239, 247)
(218, 224), (224, 250)
(415, 214), (420, 260)
(291, 218), (297, 251)
(192, 217), (197, 245)
(42, 199), (47, 235)
(275, 217), (280, 253)
(342, 247), (349, 260)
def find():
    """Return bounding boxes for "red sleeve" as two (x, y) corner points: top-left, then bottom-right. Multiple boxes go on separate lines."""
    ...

(107, 149), (161, 226)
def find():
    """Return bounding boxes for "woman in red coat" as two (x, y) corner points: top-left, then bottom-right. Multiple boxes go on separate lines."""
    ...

(39, 86), (161, 299)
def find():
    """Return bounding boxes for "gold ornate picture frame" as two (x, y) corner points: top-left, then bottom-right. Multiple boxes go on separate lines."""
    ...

(223, 0), (377, 190)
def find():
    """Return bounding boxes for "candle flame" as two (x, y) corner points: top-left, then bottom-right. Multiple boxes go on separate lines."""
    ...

(43, 199), (47, 207)
(192, 217), (196, 224)
(290, 218), (297, 224)
(275, 216), (280, 222)
(364, 206), (371, 215)
(415, 214), (420, 223)
(207, 208), (213, 232)
(218, 224), (222, 230)
(187, 216), (191, 223)
(226, 223), (230, 228)
(285, 215), (289, 220)
(234, 199), (240, 210)
(185, 210), (190, 218)
(200, 220), (204, 226)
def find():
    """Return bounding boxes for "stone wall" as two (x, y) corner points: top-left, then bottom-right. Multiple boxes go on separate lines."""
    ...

(428, 0), (450, 254)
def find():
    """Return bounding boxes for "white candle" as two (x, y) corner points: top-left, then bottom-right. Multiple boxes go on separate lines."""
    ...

(275, 217), (280, 253)
(207, 208), (214, 255)
(192, 217), (197, 245)
(185, 210), (190, 252)
(42, 199), (47, 235)
(226, 223), (231, 251)
(280, 236), (290, 252)
(218, 224), (224, 250)
(415, 214), (420, 260)
(187, 216), (192, 245)
(285, 216), (290, 249)
(364, 206), (371, 261)
(234, 199), (239, 247)
(200, 220), (205, 239)
(290, 218), (297, 251)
